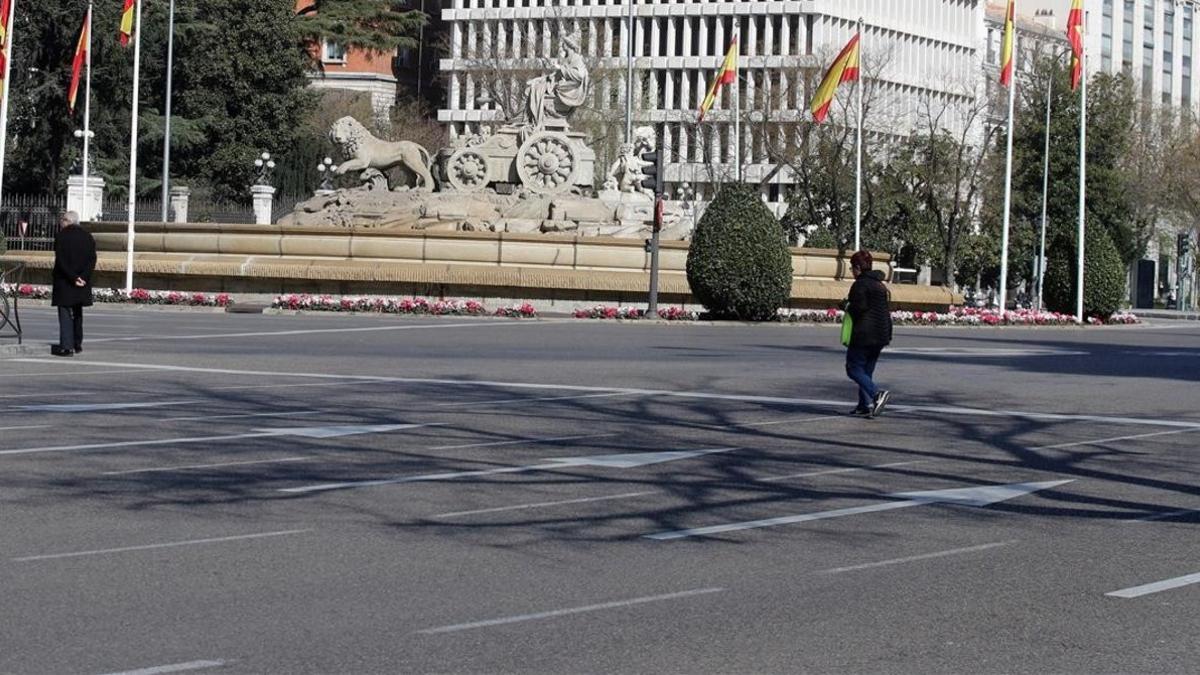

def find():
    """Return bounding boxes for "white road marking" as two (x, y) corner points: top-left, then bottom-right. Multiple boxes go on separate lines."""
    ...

(102, 457), (314, 476)
(1124, 508), (1200, 523)
(13, 529), (311, 561)
(0, 368), (148, 379)
(281, 447), (739, 494)
(433, 491), (657, 519)
(760, 460), (929, 482)
(258, 423), (439, 439)
(18, 358), (1200, 431)
(210, 380), (384, 393)
(718, 414), (845, 429)
(819, 541), (1017, 574)
(1106, 571), (1200, 598)
(17, 400), (197, 413)
(427, 432), (616, 451)
(97, 660), (227, 675)
(0, 423), (437, 456)
(1030, 427), (1200, 450)
(83, 319), (571, 343)
(888, 347), (1087, 357)
(162, 409), (325, 422)
(0, 390), (97, 399)
(0, 424), (51, 432)
(431, 459), (929, 519)
(647, 480), (1072, 540)
(0, 430), (286, 457)
(416, 588), (725, 634)
(434, 391), (633, 407)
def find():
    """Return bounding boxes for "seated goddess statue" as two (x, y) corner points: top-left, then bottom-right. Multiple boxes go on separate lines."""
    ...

(519, 36), (589, 130)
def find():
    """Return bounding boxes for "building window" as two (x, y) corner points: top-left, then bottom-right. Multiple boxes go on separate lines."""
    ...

(323, 40), (347, 63)
(1165, 1), (1176, 100)
(1123, 0), (1136, 72)
(1103, 0), (1114, 71)
(1145, 3), (1156, 98)
(1185, 6), (1194, 106)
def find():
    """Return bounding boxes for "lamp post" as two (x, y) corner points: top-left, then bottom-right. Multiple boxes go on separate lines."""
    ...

(251, 151), (277, 225)
(316, 156), (335, 193)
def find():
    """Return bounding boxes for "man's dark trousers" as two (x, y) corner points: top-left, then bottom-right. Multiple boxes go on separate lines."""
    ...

(846, 344), (884, 411)
(58, 305), (83, 352)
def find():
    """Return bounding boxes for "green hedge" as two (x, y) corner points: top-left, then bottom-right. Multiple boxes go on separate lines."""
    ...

(686, 183), (792, 321)
(1043, 224), (1126, 319)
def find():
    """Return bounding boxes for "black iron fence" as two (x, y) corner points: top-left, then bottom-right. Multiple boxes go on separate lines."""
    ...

(0, 194), (67, 252)
(0, 192), (309, 252)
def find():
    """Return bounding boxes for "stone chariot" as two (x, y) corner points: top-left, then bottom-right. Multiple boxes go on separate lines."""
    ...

(439, 125), (596, 196)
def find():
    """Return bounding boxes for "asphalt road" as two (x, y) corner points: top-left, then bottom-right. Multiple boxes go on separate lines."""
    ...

(1, 306), (1198, 674)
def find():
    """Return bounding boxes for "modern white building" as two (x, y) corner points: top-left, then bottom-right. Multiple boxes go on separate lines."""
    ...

(1023, 0), (1200, 109)
(982, 3), (1070, 121)
(438, 0), (987, 211)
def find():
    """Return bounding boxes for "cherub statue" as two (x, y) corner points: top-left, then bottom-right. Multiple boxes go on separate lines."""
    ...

(604, 126), (656, 198)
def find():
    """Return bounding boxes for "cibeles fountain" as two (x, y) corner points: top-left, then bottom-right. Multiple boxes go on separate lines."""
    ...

(280, 37), (695, 241)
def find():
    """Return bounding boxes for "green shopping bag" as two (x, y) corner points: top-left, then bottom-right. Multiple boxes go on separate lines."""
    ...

(840, 312), (853, 347)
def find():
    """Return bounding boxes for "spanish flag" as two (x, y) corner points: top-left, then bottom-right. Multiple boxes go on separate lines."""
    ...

(68, 10), (89, 114)
(120, 0), (135, 47)
(999, 0), (1016, 86)
(0, 0), (11, 95)
(1067, 0), (1084, 90)
(698, 37), (738, 122)
(810, 33), (861, 124)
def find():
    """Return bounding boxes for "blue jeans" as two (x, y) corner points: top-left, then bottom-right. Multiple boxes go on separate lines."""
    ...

(846, 345), (884, 411)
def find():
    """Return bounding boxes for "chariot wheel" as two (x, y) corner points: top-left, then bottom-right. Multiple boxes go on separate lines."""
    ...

(516, 132), (578, 195)
(444, 148), (490, 192)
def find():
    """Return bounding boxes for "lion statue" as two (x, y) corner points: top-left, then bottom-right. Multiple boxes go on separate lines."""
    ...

(329, 116), (435, 192)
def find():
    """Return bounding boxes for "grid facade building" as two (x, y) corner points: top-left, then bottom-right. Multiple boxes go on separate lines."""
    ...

(1024, 0), (1200, 109)
(438, 0), (986, 211)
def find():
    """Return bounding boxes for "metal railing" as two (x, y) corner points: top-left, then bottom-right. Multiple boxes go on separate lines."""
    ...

(0, 193), (310, 251)
(0, 260), (25, 344)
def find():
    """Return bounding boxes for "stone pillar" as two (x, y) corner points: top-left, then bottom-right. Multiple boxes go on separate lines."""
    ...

(169, 186), (190, 224)
(251, 185), (276, 225)
(66, 174), (105, 222)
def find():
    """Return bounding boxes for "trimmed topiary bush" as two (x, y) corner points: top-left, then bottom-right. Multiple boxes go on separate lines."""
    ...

(686, 182), (792, 320)
(1043, 224), (1126, 319)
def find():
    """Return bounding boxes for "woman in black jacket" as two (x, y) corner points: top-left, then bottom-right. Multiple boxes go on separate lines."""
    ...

(844, 250), (892, 417)
(51, 211), (97, 357)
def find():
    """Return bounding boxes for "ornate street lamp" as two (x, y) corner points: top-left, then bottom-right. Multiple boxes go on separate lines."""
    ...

(254, 151), (276, 186)
(316, 156), (335, 192)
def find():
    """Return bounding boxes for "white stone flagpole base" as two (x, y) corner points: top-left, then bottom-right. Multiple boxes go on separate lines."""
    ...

(252, 185), (276, 225)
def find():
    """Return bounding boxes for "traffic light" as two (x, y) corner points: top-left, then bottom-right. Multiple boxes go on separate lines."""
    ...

(640, 148), (663, 196)
(1180, 232), (1194, 257)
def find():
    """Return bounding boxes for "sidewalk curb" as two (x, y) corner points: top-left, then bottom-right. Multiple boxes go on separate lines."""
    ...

(9, 299), (229, 313)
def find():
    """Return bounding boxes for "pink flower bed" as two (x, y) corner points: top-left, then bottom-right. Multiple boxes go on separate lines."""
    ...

(494, 302), (538, 318)
(573, 305), (700, 321)
(781, 307), (1140, 326)
(3, 283), (229, 307)
(272, 294), (487, 316)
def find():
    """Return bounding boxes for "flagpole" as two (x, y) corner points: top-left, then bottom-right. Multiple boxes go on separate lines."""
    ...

(1037, 66), (1052, 312)
(734, 51), (741, 182)
(999, 31), (1017, 315)
(160, 0), (175, 222)
(1076, 29), (1087, 323)
(854, 17), (864, 252)
(125, 0), (143, 294)
(624, 0), (633, 143)
(82, 3), (93, 195)
(0, 0), (19, 211)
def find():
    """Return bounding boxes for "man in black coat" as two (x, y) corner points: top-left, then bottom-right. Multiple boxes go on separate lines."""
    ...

(51, 211), (96, 357)
(844, 250), (893, 418)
